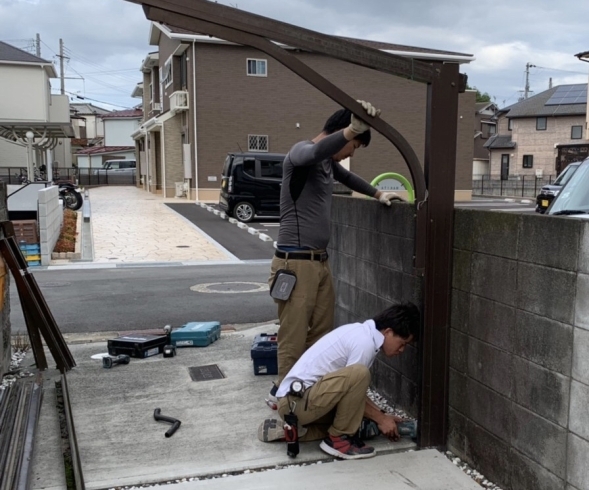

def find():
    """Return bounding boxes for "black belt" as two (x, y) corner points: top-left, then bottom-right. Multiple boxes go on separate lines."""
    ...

(275, 250), (328, 262)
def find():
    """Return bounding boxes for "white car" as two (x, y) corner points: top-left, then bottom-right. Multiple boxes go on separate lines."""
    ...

(547, 156), (589, 219)
(93, 159), (136, 176)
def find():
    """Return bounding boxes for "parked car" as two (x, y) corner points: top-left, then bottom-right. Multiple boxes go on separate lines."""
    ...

(547, 157), (589, 218)
(219, 152), (285, 223)
(536, 161), (581, 213)
(93, 159), (137, 176)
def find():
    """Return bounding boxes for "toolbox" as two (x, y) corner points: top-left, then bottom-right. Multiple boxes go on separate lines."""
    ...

(170, 321), (221, 347)
(251, 333), (278, 375)
(107, 334), (168, 358)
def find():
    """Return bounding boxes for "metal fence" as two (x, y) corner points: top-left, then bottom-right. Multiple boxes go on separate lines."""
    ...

(0, 167), (136, 186)
(472, 175), (556, 198)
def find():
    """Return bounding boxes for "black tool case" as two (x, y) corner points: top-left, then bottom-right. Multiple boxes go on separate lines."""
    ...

(107, 334), (168, 359)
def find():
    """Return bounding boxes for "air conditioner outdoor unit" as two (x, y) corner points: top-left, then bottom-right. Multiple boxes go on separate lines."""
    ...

(170, 91), (189, 113)
(175, 182), (186, 198)
(153, 102), (162, 111)
(535, 169), (543, 178)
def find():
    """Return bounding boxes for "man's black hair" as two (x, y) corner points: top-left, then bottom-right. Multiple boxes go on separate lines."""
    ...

(323, 108), (371, 147)
(373, 302), (420, 341)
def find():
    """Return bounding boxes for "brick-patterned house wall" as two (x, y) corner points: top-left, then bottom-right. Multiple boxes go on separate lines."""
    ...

(192, 43), (474, 195)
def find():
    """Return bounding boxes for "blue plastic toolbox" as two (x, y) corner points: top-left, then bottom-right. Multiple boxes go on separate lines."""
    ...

(251, 333), (278, 375)
(170, 321), (221, 347)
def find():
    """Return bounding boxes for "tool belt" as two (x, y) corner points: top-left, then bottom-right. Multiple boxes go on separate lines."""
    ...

(275, 250), (328, 262)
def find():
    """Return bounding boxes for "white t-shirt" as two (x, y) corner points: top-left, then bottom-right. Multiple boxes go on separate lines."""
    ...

(276, 319), (385, 398)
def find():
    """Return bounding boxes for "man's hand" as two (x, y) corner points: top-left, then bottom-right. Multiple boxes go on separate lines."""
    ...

(377, 414), (400, 441)
(349, 100), (381, 134)
(376, 191), (405, 206)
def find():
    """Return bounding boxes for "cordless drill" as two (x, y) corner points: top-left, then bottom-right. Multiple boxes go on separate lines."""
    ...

(103, 354), (130, 369)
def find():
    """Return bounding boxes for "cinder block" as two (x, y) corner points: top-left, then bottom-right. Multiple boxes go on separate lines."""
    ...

(355, 289), (379, 319)
(375, 267), (403, 303)
(472, 253), (517, 306)
(338, 253), (357, 285)
(468, 338), (513, 398)
(513, 357), (570, 427)
(469, 295), (515, 351)
(511, 403), (567, 478)
(514, 310), (573, 376)
(376, 201), (415, 239)
(572, 327), (589, 385)
(471, 211), (519, 259)
(509, 449), (566, 490)
(350, 198), (379, 232)
(452, 249), (472, 292)
(449, 368), (468, 415)
(575, 273), (589, 331)
(453, 209), (475, 251)
(213, 210), (221, 216)
(517, 263), (576, 325)
(220, 212), (227, 219)
(447, 407), (468, 457)
(206, 206), (214, 212)
(518, 214), (581, 271)
(467, 377), (512, 443)
(377, 234), (403, 271)
(579, 222), (589, 274)
(451, 289), (470, 333)
(569, 380), (589, 441)
(340, 225), (357, 256)
(356, 259), (378, 293)
(567, 434), (589, 490)
(450, 329), (468, 373)
(400, 273), (423, 306)
(335, 280), (356, 311)
(356, 230), (379, 261)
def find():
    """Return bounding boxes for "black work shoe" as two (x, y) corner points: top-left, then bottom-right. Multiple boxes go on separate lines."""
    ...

(319, 434), (376, 460)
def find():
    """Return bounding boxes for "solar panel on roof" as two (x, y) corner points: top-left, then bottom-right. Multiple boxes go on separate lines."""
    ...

(545, 84), (588, 106)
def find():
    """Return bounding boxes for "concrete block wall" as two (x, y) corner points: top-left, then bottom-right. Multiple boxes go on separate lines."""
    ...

(38, 186), (62, 266)
(0, 182), (10, 377)
(328, 196), (423, 416)
(449, 209), (589, 490)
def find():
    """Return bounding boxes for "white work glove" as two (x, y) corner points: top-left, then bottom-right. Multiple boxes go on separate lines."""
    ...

(349, 100), (380, 134)
(378, 191), (404, 206)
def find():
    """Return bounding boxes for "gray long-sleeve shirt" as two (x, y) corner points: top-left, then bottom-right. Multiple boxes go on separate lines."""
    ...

(277, 131), (377, 250)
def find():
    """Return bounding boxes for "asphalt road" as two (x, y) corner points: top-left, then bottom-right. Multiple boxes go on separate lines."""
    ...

(10, 263), (277, 334)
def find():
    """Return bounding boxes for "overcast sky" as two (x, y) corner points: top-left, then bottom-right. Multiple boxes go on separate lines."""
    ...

(1, 0), (588, 111)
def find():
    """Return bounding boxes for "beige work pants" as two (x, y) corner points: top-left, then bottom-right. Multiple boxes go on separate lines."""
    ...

(269, 254), (335, 382)
(278, 364), (370, 441)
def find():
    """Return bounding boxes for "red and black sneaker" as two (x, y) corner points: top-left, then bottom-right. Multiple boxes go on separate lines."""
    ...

(319, 434), (376, 460)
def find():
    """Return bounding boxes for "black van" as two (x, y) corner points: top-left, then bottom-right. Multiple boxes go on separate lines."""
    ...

(219, 152), (285, 222)
(535, 161), (581, 213)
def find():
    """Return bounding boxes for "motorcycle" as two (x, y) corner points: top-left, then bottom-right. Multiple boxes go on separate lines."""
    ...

(58, 182), (84, 211)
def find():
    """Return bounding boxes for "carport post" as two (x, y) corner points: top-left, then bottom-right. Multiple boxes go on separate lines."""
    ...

(419, 62), (460, 448)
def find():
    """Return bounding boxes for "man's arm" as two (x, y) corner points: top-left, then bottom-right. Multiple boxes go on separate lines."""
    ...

(332, 162), (378, 197)
(289, 131), (351, 167)
(363, 396), (403, 440)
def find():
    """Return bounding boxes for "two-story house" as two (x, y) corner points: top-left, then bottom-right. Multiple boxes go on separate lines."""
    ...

(75, 108), (142, 169)
(485, 84), (588, 180)
(0, 41), (73, 178)
(131, 22), (477, 201)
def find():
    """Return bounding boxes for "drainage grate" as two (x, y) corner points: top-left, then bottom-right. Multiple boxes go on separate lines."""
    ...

(188, 364), (225, 382)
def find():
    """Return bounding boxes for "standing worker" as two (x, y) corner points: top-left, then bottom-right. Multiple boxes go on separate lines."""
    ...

(267, 101), (402, 407)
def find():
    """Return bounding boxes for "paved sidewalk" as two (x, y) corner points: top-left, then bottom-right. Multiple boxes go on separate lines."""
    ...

(75, 186), (235, 264)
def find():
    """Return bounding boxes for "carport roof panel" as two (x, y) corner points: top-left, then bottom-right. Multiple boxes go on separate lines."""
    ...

(0, 123), (75, 139)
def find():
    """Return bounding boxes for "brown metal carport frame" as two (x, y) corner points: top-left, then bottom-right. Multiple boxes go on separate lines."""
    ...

(126, 0), (461, 449)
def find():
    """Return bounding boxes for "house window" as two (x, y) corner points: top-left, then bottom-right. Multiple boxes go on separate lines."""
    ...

(248, 135), (268, 152)
(508, 119), (513, 131)
(536, 117), (547, 130)
(247, 59), (267, 77)
(522, 155), (533, 168)
(488, 124), (496, 135)
(571, 125), (583, 139)
(161, 57), (172, 88)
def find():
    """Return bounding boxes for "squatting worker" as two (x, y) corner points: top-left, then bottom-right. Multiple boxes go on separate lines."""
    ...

(258, 302), (420, 460)
(266, 101), (402, 406)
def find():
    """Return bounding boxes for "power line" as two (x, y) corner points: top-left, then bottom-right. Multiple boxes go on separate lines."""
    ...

(62, 90), (132, 109)
(534, 65), (588, 75)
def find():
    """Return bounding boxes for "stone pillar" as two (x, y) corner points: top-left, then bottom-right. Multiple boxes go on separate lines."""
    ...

(0, 182), (11, 377)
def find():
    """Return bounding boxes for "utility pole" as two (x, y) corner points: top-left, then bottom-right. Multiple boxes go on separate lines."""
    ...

(524, 62), (536, 99)
(35, 33), (41, 57)
(549, 77), (553, 89)
(59, 38), (65, 95)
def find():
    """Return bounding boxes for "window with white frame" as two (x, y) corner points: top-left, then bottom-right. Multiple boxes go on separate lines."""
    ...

(248, 135), (268, 152)
(247, 58), (267, 77)
(571, 125), (583, 139)
(161, 57), (173, 87)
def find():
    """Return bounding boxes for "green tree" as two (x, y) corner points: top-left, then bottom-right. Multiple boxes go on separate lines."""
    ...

(466, 82), (492, 102)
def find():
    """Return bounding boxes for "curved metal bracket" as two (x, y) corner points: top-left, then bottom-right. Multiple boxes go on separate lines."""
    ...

(143, 6), (427, 203)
